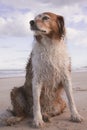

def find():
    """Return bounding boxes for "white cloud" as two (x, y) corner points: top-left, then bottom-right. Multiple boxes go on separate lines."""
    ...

(67, 27), (87, 47)
(71, 14), (87, 24)
(0, 0), (87, 9)
(0, 0), (87, 47)
(0, 12), (34, 36)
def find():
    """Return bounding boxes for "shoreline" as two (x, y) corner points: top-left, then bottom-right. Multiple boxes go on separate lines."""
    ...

(0, 75), (25, 79)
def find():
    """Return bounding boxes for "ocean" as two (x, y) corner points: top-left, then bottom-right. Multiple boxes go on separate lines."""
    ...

(0, 69), (25, 78)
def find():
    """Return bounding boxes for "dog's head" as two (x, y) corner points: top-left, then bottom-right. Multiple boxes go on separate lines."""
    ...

(30, 12), (65, 39)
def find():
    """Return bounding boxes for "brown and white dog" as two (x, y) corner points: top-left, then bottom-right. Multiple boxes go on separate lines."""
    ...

(30, 12), (83, 127)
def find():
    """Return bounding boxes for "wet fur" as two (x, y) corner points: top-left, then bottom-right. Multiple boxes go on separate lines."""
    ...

(2, 12), (83, 127)
(30, 12), (83, 127)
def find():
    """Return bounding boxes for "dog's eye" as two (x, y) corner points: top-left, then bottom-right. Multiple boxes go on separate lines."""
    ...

(42, 16), (49, 21)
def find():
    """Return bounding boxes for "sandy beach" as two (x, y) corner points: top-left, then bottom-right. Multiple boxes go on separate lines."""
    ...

(0, 71), (87, 130)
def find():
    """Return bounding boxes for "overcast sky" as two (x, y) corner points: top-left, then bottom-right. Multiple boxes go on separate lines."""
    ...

(0, 0), (87, 69)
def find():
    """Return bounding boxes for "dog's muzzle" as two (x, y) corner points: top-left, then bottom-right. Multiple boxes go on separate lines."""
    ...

(30, 20), (35, 26)
(30, 20), (46, 33)
(29, 20), (38, 31)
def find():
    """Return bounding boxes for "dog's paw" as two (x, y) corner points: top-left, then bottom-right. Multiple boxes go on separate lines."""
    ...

(5, 116), (24, 126)
(70, 114), (83, 123)
(33, 118), (45, 128)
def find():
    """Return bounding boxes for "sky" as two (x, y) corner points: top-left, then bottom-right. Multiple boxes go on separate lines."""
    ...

(0, 0), (87, 70)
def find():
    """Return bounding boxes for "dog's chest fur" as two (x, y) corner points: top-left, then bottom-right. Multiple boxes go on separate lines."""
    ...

(32, 37), (69, 87)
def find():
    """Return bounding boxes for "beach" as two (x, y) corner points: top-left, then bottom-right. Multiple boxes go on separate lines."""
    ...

(0, 71), (87, 130)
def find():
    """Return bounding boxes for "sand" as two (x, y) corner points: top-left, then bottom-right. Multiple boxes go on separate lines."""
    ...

(0, 71), (87, 130)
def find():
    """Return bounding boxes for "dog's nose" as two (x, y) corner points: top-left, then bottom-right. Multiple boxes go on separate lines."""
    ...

(30, 20), (35, 26)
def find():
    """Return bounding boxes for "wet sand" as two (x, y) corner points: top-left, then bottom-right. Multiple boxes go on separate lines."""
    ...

(0, 71), (87, 130)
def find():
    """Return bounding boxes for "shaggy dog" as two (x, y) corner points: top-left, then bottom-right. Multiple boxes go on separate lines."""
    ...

(3, 12), (83, 128)
(29, 12), (83, 127)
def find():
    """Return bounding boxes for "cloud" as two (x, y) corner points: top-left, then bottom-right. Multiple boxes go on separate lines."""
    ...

(67, 27), (87, 47)
(0, 0), (87, 47)
(0, 12), (34, 37)
(0, 0), (87, 9)
(0, 0), (87, 17)
(71, 14), (87, 24)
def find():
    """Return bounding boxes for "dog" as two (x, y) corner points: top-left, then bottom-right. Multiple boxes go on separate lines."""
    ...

(30, 12), (83, 127)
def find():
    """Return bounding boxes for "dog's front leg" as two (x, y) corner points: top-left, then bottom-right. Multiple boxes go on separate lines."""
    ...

(63, 74), (83, 122)
(32, 81), (44, 128)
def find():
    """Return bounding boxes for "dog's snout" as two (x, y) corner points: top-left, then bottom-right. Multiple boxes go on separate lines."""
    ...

(30, 20), (35, 26)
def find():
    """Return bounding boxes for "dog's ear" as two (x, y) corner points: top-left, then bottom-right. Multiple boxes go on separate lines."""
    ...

(57, 15), (65, 38)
